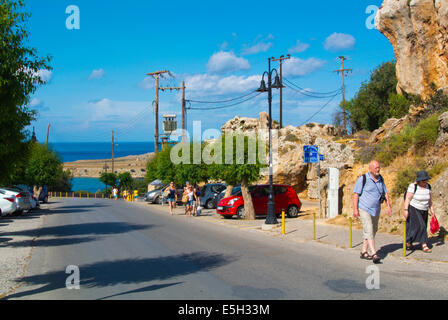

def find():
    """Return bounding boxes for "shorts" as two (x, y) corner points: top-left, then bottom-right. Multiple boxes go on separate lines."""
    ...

(167, 198), (175, 202)
(186, 200), (193, 206)
(359, 208), (379, 240)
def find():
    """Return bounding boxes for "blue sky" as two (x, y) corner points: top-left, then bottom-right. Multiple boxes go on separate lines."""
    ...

(25, 0), (392, 143)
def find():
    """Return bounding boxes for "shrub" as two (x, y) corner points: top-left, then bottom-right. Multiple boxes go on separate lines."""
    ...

(284, 134), (300, 143)
(413, 114), (440, 152)
(392, 167), (418, 196)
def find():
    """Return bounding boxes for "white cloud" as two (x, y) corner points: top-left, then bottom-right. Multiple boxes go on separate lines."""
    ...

(88, 68), (105, 80)
(37, 69), (53, 83)
(185, 73), (261, 96)
(324, 33), (356, 51)
(288, 40), (310, 54)
(139, 77), (154, 90)
(206, 51), (251, 74)
(29, 98), (43, 108)
(283, 57), (327, 77)
(241, 34), (274, 55)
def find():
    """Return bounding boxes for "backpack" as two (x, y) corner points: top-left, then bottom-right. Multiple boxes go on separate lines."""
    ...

(403, 183), (431, 201)
(359, 173), (384, 195)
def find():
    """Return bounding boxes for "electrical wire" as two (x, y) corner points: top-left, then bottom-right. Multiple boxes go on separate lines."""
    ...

(187, 92), (263, 111)
(283, 77), (342, 97)
(298, 93), (341, 126)
(187, 89), (258, 104)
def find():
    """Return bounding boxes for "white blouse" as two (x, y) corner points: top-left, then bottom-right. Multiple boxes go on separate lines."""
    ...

(408, 183), (431, 211)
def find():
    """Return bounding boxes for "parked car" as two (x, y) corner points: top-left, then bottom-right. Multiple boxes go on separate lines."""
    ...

(199, 183), (227, 209)
(216, 184), (302, 219)
(0, 187), (32, 215)
(144, 184), (169, 204)
(216, 186), (241, 203)
(37, 185), (49, 203)
(0, 190), (17, 216)
(15, 185), (39, 210)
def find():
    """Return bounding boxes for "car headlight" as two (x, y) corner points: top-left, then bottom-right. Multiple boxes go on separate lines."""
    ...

(228, 197), (240, 206)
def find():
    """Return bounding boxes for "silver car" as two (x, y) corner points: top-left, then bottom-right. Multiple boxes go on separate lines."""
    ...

(0, 187), (32, 215)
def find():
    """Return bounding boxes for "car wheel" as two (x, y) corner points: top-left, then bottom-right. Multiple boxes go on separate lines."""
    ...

(205, 200), (214, 209)
(153, 196), (160, 204)
(236, 206), (245, 219)
(286, 205), (299, 218)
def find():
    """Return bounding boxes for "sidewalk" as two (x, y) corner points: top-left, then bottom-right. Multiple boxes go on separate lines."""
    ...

(131, 199), (448, 264)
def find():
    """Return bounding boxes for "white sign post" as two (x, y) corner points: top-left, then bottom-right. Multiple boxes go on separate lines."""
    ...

(328, 168), (339, 219)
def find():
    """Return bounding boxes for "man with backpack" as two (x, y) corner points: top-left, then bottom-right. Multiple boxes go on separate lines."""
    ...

(353, 160), (392, 264)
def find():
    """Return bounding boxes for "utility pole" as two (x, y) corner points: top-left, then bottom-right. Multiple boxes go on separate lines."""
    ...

(271, 54), (290, 128)
(160, 81), (186, 142)
(146, 70), (170, 153)
(45, 123), (50, 147)
(334, 56), (352, 130)
(111, 130), (115, 174)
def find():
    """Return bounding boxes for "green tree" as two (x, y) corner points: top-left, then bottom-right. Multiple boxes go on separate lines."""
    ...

(0, 0), (52, 183)
(344, 61), (412, 132)
(20, 143), (72, 197)
(99, 172), (118, 190)
(210, 133), (267, 220)
(118, 172), (134, 191)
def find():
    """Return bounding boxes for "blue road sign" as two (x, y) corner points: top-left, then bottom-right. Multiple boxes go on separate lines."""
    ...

(303, 145), (319, 163)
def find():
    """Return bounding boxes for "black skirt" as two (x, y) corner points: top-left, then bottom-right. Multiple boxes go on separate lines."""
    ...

(406, 205), (429, 244)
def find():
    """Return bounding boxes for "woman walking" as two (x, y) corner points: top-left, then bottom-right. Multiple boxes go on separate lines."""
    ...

(185, 186), (194, 217)
(403, 170), (436, 253)
(164, 182), (177, 215)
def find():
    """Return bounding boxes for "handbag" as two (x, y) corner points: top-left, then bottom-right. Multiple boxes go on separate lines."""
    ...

(182, 194), (189, 203)
(430, 214), (440, 234)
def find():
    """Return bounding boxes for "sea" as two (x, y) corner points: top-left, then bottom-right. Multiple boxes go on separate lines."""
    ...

(50, 142), (155, 193)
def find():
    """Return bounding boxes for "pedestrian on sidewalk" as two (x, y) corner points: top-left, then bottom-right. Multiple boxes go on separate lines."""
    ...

(403, 170), (435, 253)
(184, 186), (194, 217)
(353, 160), (392, 263)
(164, 182), (177, 215)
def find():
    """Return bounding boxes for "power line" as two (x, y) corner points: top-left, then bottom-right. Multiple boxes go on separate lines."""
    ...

(187, 89), (257, 104)
(283, 78), (343, 97)
(187, 92), (263, 111)
(298, 93), (341, 126)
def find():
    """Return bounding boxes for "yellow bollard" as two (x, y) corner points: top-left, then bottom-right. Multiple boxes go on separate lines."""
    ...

(282, 209), (286, 235)
(403, 220), (407, 257)
(349, 217), (353, 248)
(313, 212), (316, 240)
(65, 192), (67, 198)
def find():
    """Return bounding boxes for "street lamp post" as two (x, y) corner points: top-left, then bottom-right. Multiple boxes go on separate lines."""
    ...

(257, 58), (283, 225)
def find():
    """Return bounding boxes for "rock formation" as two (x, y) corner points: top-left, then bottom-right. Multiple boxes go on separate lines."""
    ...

(376, 0), (448, 98)
(220, 114), (355, 198)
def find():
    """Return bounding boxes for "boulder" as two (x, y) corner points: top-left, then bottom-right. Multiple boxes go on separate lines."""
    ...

(376, 0), (448, 98)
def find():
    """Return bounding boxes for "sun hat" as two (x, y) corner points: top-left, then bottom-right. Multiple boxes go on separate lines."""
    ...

(416, 170), (431, 182)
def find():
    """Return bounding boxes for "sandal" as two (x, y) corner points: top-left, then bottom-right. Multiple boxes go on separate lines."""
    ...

(406, 243), (414, 250)
(371, 253), (381, 264)
(422, 245), (432, 253)
(360, 251), (372, 260)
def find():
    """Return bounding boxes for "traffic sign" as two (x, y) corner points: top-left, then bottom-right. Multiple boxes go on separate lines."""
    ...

(303, 145), (319, 163)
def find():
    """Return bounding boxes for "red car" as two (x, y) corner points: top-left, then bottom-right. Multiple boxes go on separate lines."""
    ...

(216, 184), (302, 219)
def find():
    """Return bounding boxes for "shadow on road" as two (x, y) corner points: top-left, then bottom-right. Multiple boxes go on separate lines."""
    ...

(1, 222), (154, 238)
(6, 251), (237, 299)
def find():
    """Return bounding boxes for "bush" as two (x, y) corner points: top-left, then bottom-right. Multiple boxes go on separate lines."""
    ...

(413, 114), (440, 152)
(392, 167), (418, 196)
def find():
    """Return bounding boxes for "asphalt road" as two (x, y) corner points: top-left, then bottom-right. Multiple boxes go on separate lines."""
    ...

(6, 198), (448, 300)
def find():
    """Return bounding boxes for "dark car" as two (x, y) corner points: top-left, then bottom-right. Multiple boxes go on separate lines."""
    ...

(37, 185), (49, 203)
(199, 183), (227, 209)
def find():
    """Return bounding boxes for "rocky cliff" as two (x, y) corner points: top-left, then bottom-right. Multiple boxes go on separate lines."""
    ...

(376, 0), (448, 98)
